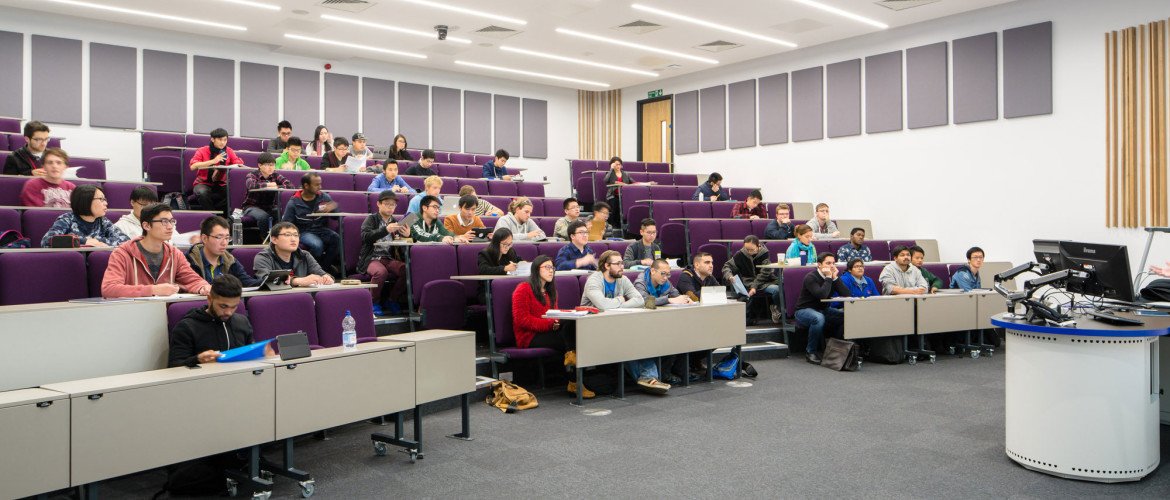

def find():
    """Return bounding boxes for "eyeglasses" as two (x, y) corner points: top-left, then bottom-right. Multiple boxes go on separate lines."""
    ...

(425, 204), (440, 210)
(573, 230), (589, 236)
(206, 234), (230, 242)
(149, 219), (177, 226)
(278, 232), (300, 238)
(93, 197), (108, 203)
(29, 137), (49, 144)
(654, 270), (670, 277)
(538, 264), (555, 271)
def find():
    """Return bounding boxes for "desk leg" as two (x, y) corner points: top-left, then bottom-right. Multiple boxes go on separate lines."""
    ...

(336, 222), (347, 278)
(571, 367), (584, 407)
(615, 362), (625, 399)
(224, 445), (273, 499)
(707, 351), (715, 383)
(484, 285), (498, 378)
(403, 248), (416, 331)
(414, 406), (425, 459)
(682, 352), (690, 387)
(447, 393), (473, 440)
(80, 483), (98, 500)
(260, 439), (313, 496)
(371, 411), (421, 463)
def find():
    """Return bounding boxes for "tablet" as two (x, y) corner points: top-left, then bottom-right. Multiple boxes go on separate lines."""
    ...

(258, 269), (292, 291)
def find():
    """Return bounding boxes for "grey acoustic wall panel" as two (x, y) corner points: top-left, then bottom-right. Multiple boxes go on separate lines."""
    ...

(89, 43), (136, 129)
(865, 51), (903, 134)
(758, 73), (789, 146)
(362, 78), (394, 146)
(699, 85), (727, 152)
(193, 56), (235, 134)
(143, 50), (187, 132)
(826, 59), (861, 138)
(283, 68), (320, 137)
(240, 62), (278, 139)
(953, 32), (998, 124)
(431, 87), (461, 152)
(325, 73), (359, 140)
(791, 66), (823, 142)
(398, 82), (429, 149)
(1004, 21), (1053, 119)
(728, 80), (756, 149)
(31, 35), (82, 125)
(906, 42), (948, 129)
(674, 90), (699, 154)
(464, 91), (491, 154)
(522, 98), (547, 158)
(493, 95), (520, 155)
(0, 31), (21, 117)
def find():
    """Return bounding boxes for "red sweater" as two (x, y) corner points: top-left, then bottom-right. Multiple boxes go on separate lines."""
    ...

(189, 146), (243, 186)
(511, 282), (556, 348)
(101, 237), (210, 298)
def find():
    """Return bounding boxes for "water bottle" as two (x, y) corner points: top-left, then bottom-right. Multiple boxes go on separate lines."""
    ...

(230, 209), (243, 245)
(341, 310), (357, 350)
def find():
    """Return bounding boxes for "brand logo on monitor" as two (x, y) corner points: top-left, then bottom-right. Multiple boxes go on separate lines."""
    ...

(1082, 247), (1096, 254)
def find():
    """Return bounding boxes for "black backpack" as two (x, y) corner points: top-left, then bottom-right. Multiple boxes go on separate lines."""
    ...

(0, 230), (31, 249)
(863, 337), (903, 364)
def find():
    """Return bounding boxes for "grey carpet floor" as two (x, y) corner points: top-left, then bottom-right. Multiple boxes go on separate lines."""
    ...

(93, 352), (1170, 499)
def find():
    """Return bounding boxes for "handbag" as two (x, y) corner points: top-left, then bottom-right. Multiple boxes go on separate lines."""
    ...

(713, 353), (739, 380)
(820, 338), (862, 371)
(485, 380), (538, 413)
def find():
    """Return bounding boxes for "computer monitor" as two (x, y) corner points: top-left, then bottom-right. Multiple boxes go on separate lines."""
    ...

(1032, 239), (1063, 272)
(1058, 241), (1134, 302)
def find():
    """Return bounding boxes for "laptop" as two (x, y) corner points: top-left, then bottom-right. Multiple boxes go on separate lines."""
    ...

(701, 286), (728, 305)
(258, 270), (292, 291)
(439, 196), (460, 216)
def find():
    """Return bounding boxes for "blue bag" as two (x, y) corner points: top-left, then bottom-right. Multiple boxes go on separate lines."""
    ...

(713, 354), (739, 380)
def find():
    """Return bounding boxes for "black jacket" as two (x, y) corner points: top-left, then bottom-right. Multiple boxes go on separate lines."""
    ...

(721, 244), (776, 290)
(169, 306), (254, 367)
(795, 270), (852, 311)
(477, 247), (521, 275)
(677, 265), (722, 297)
(3, 146), (41, 176)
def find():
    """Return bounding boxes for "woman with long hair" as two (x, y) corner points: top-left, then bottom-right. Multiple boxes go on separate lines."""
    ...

(511, 255), (593, 398)
(307, 125), (333, 157)
(388, 134), (413, 161)
(477, 228), (521, 275)
(601, 156), (633, 227)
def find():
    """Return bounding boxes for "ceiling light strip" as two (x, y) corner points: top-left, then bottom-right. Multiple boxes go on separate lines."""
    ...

(789, 0), (889, 29)
(222, 0), (280, 11)
(283, 34), (427, 59)
(320, 14), (472, 43)
(454, 60), (609, 88)
(401, 0), (527, 26)
(631, 3), (797, 47)
(44, 0), (248, 31)
(499, 46), (658, 77)
(556, 28), (718, 65)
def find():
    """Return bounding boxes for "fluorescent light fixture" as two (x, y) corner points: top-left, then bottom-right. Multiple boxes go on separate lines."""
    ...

(43, 0), (247, 31)
(321, 14), (472, 43)
(454, 60), (609, 88)
(222, 0), (280, 11)
(283, 34), (427, 59)
(499, 46), (658, 77)
(789, 0), (889, 29)
(556, 28), (719, 65)
(401, 0), (526, 26)
(631, 3), (796, 48)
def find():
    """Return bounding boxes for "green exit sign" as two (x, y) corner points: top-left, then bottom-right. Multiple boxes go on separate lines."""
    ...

(648, 89), (663, 98)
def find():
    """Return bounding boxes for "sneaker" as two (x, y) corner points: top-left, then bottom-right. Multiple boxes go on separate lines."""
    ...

(563, 350), (577, 368)
(636, 378), (670, 394)
(770, 304), (782, 324)
(386, 302), (402, 315)
(806, 352), (822, 364)
(567, 381), (595, 399)
(371, 303), (384, 317)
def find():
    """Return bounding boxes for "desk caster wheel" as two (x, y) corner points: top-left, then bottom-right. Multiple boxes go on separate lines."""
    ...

(259, 470), (273, 481)
(300, 480), (316, 498)
(907, 355), (917, 365)
(226, 478), (239, 497)
(970, 350), (981, 359)
(947, 346), (956, 356)
(409, 449), (419, 463)
(373, 441), (388, 456)
(985, 348), (994, 357)
(252, 491), (271, 500)
(928, 355), (936, 364)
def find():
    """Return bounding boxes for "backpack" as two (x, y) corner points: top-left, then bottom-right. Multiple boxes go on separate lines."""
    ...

(162, 191), (189, 211)
(153, 458), (227, 498)
(863, 337), (903, 364)
(0, 230), (31, 249)
(485, 380), (538, 413)
(713, 353), (740, 380)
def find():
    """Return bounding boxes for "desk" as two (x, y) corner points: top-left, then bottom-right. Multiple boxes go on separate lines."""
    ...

(0, 388), (69, 499)
(825, 296), (915, 340)
(991, 313), (1169, 483)
(915, 293), (978, 334)
(380, 330), (476, 448)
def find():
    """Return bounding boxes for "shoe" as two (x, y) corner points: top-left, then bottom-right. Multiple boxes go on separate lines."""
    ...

(371, 303), (384, 317)
(741, 362), (758, 378)
(806, 353), (822, 364)
(770, 304), (782, 324)
(563, 350), (577, 368)
(637, 377), (670, 394)
(386, 302), (402, 315)
(567, 381), (595, 399)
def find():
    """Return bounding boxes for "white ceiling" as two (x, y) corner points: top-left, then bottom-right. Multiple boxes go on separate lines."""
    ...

(3, 0), (1016, 89)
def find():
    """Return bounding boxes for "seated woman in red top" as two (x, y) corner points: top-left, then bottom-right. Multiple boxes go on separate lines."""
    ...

(510, 255), (594, 398)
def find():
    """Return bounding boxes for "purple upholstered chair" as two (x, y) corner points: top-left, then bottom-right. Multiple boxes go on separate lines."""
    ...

(0, 252), (88, 305)
(697, 243), (729, 276)
(22, 209), (68, 247)
(624, 161), (645, 172)
(828, 240), (850, 256)
(0, 117), (20, 133)
(102, 183), (157, 210)
(783, 267), (818, 319)
(315, 288), (378, 346)
(70, 158), (107, 180)
(513, 243), (538, 262)
(721, 219), (752, 242)
(341, 215), (365, 276)
(516, 182), (544, 198)
(682, 201), (712, 219)
(869, 241), (892, 261)
(437, 164), (465, 178)
(863, 264), (884, 287)
(887, 240), (916, 257)
(86, 250), (113, 297)
(173, 211), (209, 234)
(535, 217), (557, 237)
(749, 219), (771, 237)
(673, 174), (699, 186)
(230, 247), (263, 275)
(432, 151), (451, 163)
(323, 191), (366, 214)
(7, 135), (25, 150)
(167, 299), (248, 332)
(647, 185), (677, 200)
(489, 277), (558, 377)
(652, 201), (683, 229)
(184, 134), (211, 147)
(313, 171), (350, 191)
(355, 173), (378, 191)
(407, 244), (457, 308)
(536, 242), (562, 260)
(225, 167), (254, 212)
(604, 240), (630, 257)
(0, 207), (19, 233)
(626, 205), (650, 235)
(573, 176), (594, 206)
(449, 153), (475, 165)
(455, 243), (487, 301)
(0, 135), (7, 151)
(420, 280), (468, 329)
(659, 222), (686, 258)
(555, 275), (582, 308)
(227, 137), (264, 152)
(687, 219), (722, 256)
(0, 177), (24, 206)
(473, 154), (495, 165)
(234, 151), (261, 168)
(646, 162), (671, 173)
(487, 181), (518, 197)
(458, 178), (489, 196)
(247, 293), (322, 347)
(645, 172), (673, 185)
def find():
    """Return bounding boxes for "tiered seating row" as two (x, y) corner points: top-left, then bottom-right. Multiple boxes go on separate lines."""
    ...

(0, 207), (210, 249)
(0, 151), (107, 180)
(680, 218), (884, 257)
(569, 159), (671, 205)
(0, 178), (154, 209)
(0, 132), (64, 152)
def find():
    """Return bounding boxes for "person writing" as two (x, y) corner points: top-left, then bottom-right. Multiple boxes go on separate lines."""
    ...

(366, 160), (414, 194)
(511, 255), (593, 398)
(482, 149), (513, 181)
(635, 259), (693, 307)
(359, 191), (411, 315)
(622, 218), (661, 267)
(442, 195), (487, 237)
(477, 228), (521, 275)
(730, 190), (766, 219)
(494, 197), (545, 241)
(321, 137), (352, 172)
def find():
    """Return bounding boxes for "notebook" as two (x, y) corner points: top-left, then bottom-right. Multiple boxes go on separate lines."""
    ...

(344, 156), (367, 173)
(701, 286), (728, 305)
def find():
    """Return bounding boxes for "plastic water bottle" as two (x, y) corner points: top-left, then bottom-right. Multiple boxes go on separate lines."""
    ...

(341, 310), (357, 350)
(230, 209), (243, 245)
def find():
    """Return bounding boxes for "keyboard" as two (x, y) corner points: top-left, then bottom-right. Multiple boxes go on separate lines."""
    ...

(1085, 310), (1145, 326)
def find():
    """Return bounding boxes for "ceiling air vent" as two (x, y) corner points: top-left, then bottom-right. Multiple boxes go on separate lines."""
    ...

(772, 18), (829, 35)
(874, 0), (940, 11)
(611, 20), (664, 35)
(319, 0), (374, 13)
(694, 40), (742, 53)
(474, 25), (521, 39)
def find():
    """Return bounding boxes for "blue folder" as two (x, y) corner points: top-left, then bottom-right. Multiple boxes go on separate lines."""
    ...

(217, 340), (270, 362)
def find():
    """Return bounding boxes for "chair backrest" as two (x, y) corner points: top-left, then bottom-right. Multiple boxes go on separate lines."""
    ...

(172, 211), (209, 234)
(687, 219), (722, 256)
(534, 217), (557, 237)
(517, 182), (544, 198)
(457, 178), (489, 197)
(486, 181), (518, 197)
(605, 240), (631, 257)
(227, 136), (264, 152)
(720, 219), (752, 241)
(231, 247), (264, 274)
(749, 219), (771, 237)
(0, 117), (20, 134)
(86, 250), (113, 297)
(652, 202), (683, 229)
(0, 207), (19, 233)
(681, 201), (711, 219)
(341, 215), (364, 275)
(0, 252), (88, 305)
(70, 157), (107, 180)
(673, 173), (699, 186)
(645, 172), (674, 185)
(325, 191), (368, 214)
(166, 299), (248, 332)
(0, 176), (25, 206)
(102, 182), (158, 210)
(448, 152), (475, 165)
(648, 185), (678, 200)
(184, 134), (211, 147)
(473, 154), (495, 165)
(783, 266), (818, 319)
(408, 244), (457, 300)
(21, 209), (67, 247)
(868, 240), (892, 261)
(437, 164), (465, 178)
(573, 176), (594, 206)
(489, 276), (529, 347)
(420, 280), (468, 330)
(659, 222), (686, 258)
(247, 293), (320, 345)
(354, 173), (378, 191)
(226, 167), (255, 211)
(315, 288), (376, 346)
(696, 243), (729, 276)
(646, 162), (671, 173)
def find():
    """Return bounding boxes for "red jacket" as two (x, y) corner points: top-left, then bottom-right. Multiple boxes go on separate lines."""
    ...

(511, 281), (556, 348)
(101, 237), (210, 298)
(189, 146), (243, 186)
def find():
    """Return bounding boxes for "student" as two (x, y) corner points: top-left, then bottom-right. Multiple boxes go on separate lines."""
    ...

(458, 185), (502, 216)
(724, 235), (782, 324)
(367, 160), (414, 194)
(322, 137), (352, 172)
(3, 120), (50, 176)
(359, 191), (411, 315)
(494, 197), (545, 241)
(764, 203), (794, 240)
(553, 197), (582, 239)
(692, 172), (729, 201)
(113, 186), (198, 245)
(268, 120), (292, 152)
(186, 216), (262, 287)
(478, 228), (521, 275)
(306, 125), (333, 157)
(841, 258), (880, 298)
(388, 134), (413, 161)
(586, 201), (614, 241)
(635, 259), (692, 306)
(19, 147), (74, 208)
(602, 156), (633, 227)
(188, 128), (242, 214)
(836, 227), (872, 263)
(349, 133), (375, 162)
(407, 175), (443, 215)
(281, 172), (341, 274)
(253, 222), (334, 286)
(623, 218), (661, 267)
(950, 246), (986, 291)
(41, 185), (129, 247)
(241, 152), (293, 235)
(482, 148), (513, 181)
(731, 189), (766, 219)
(807, 203), (840, 239)
(443, 195), (486, 237)
(785, 225), (817, 265)
(879, 246), (929, 295)
(275, 137), (311, 171)
(101, 203), (211, 298)
(581, 251), (669, 394)
(911, 245), (944, 292)
(555, 220), (597, 270)
(793, 252), (852, 363)
(512, 255), (593, 398)
(412, 195), (461, 243)
(677, 251), (722, 299)
(404, 149), (438, 177)
(168, 275), (271, 367)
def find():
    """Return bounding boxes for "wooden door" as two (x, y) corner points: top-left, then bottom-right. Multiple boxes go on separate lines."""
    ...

(640, 98), (672, 163)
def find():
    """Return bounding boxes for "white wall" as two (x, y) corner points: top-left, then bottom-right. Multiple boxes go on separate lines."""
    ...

(620, 0), (1170, 284)
(0, 8), (578, 197)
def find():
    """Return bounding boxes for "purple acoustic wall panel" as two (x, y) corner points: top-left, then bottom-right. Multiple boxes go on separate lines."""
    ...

(464, 91), (492, 154)
(325, 73), (360, 142)
(522, 98), (548, 159)
(432, 87), (461, 153)
(240, 62), (279, 139)
(759, 73), (789, 145)
(399, 82), (430, 149)
(791, 66), (824, 142)
(143, 50), (187, 132)
(700, 85), (727, 152)
(728, 79), (757, 149)
(89, 43), (137, 129)
(193, 56), (235, 134)
(953, 32), (999, 124)
(826, 59), (861, 138)
(283, 68), (320, 140)
(361, 77), (395, 147)
(494, 95), (520, 156)
(865, 50), (904, 134)
(32, 35), (82, 125)
(1003, 21), (1053, 119)
(907, 42), (949, 129)
(0, 31), (21, 117)
(673, 90), (699, 154)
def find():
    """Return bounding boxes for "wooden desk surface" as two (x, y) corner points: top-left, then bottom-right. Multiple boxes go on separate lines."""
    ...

(41, 360), (272, 397)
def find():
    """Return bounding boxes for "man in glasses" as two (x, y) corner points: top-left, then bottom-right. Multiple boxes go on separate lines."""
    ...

(102, 203), (211, 298)
(554, 220), (597, 271)
(634, 259), (692, 307)
(253, 222), (335, 287)
(185, 216), (262, 287)
(3, 120), (51, 176)
(410, 195), (462, 244)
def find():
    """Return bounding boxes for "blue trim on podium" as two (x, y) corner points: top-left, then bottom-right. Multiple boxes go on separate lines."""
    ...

(991, 316), (1170, 338)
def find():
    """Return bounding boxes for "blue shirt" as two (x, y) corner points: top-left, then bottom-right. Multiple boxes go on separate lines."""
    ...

(841, 273), (879, 298)
(555, 243), (596, 271)
(785, 241), (816, 265)
(836, 243), (872, 263)
(482, 160), (507, 180)
(367, 174), (414, 193)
